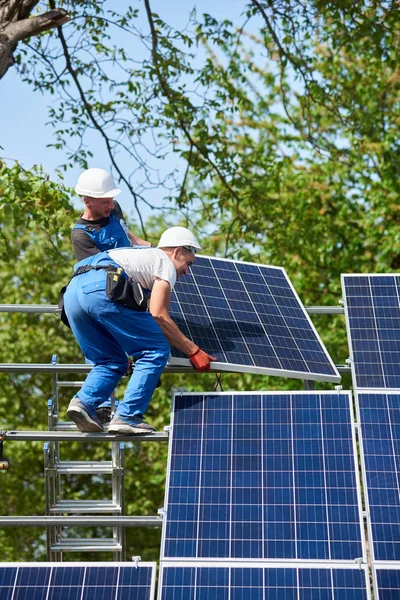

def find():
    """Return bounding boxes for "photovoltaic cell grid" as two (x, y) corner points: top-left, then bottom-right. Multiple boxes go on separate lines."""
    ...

(357, 392), (400, 562)
(374, 568), (400, 600)
(161, 392), (363, 562)
(342, 274), (400, 388)
(159, 565), (370, 600)
(170, 256), (340, 383)
(0, 563), (156, 600)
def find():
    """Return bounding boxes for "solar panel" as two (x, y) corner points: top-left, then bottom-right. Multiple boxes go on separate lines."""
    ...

(342, 274), (400, 388)
(357, 391), (400, 562)
(0, 563), (156, 600)
(159, 564), (370, 599)
(374, 567), (400, 600)
(161, 391), (364, 562)
(169, 256), (340, 383)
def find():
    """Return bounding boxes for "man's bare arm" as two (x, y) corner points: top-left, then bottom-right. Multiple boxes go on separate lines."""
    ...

(129, 231), (152, 247)
(149, 279), (197, 355)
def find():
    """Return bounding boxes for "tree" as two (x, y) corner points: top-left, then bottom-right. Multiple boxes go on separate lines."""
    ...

(1, 0), (399, 560)
(8, 0), (397, 249)
(0, 1), (69, 79)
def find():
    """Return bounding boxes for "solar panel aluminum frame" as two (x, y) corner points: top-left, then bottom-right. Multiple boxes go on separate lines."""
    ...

(160, 390), (366, 565)
(341, 273), (400, 390)
(0, 562), (157, 599)
(158, 561), (372, 600)
(168, 256), (341, 384)
(355, 390), (400, 566)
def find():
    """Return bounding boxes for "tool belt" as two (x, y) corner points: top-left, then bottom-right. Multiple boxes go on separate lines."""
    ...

(58, 264), (147, 329)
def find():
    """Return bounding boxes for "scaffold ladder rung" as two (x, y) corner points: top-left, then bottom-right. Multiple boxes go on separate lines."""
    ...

(54, 460), (113, 474)
(50, 539), (122, 552)
(49, 500), (121, 513)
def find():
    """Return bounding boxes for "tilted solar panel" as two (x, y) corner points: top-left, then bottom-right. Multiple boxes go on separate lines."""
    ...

(169, 256), (340, 383)
(374, 567), (400, 600)
(0, 563), (156, 600)
(342, 274), (400, 388)
(161, 391), (364, 562)
(159, 565), (370, 600)
(357, 391), (400, 562)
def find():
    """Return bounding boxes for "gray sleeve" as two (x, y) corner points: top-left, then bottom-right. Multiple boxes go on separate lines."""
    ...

(71, 228), (101, 262)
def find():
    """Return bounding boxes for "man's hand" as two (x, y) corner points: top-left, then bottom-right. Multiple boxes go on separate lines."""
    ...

(189, 347), (217, 372)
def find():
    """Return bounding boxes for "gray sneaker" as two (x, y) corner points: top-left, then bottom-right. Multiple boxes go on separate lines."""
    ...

(95, 406), (112, 425)
(108, 415), (156, 435)
(66, 398), (104, 432)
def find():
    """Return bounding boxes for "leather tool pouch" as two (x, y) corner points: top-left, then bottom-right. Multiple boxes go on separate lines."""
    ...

(105, 268), (147, 311)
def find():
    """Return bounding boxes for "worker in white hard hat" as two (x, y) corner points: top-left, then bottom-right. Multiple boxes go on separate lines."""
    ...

(71, 167), (151, 426)
(72, 167), (150, 262)
(64, 226), (216, 435)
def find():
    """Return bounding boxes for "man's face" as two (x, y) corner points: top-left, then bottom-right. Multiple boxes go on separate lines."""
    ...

(173, 247), (196, 278)
(85, 197), (115, 219)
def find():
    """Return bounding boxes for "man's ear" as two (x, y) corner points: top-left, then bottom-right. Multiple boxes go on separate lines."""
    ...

(172, 246), (183, 259)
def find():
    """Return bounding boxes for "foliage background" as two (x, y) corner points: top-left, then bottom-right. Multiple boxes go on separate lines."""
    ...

(0, 0), (399, 561)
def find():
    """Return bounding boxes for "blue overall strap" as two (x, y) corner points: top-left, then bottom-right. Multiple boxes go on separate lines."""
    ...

(72, 213), (131, 251)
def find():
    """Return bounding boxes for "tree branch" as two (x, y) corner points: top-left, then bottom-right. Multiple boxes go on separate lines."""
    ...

(0, 0), (42, 22)
(48, 0), (148, 236)
(4, 9), (69, 44)
(0, 0), (23, 22)
(0, 7), (69, 80)
(15, 0), (43, 21)
(144, 0), (243, 210)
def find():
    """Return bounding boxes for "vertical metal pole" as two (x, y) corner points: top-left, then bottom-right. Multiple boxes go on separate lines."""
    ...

(49, 356), (62, 561)
(112, 441), (126, 561)
(303, 380), (316, 391)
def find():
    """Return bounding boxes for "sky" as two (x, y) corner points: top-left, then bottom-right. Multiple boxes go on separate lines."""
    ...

(0, 0), (248, 222)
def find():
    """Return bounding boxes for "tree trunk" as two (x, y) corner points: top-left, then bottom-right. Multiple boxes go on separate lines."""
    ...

(0, 30), (16, 79)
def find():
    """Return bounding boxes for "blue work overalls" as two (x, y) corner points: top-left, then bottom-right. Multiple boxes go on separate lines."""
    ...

(64, 252), (170, 422)
(72, 213), (131, 251)
(73, 216), (142, 410)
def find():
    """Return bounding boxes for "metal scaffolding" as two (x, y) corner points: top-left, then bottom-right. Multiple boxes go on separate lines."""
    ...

(0, 302), (347, 561)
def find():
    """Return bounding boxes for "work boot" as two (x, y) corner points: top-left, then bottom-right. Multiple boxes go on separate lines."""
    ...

(108, 415), (156, 435)
(66, 398), (104, 433)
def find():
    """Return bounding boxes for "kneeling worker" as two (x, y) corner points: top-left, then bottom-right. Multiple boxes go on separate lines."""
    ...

(64, 226), (216, 435)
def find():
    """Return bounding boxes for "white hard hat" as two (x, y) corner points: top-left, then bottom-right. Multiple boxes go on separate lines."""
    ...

(75, 168), (121, 198)
(157, 226), (202, 252)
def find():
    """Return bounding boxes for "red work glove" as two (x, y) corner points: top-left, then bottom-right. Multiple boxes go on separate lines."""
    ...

(189, 347), (217, 372)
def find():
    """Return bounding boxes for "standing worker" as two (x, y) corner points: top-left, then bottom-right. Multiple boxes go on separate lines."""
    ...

(71, 167), (151, 424)
(64, 226), (216, 435)
(72, 167), (151, 262)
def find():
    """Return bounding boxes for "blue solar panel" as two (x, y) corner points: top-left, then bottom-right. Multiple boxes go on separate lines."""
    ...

(0, 563), (156, 600)
(374, 568), (400, 599)
(357, 391), (400, 562)
(342, 274), (400, 388)
(159, 565), (370, 599)
(161, 391), (364, 561)
(169, 256), (340, 383)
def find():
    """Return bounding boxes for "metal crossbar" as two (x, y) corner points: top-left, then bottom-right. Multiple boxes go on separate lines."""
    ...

(0, 363), (351, 374)
(0, 516), (162, 527)
(0, 303), (345, 315)
(0, 363), (191, 373)
(1, 430), (169, 442)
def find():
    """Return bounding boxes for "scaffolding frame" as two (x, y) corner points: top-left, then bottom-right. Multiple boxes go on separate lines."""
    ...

(0, 302), (348, 561)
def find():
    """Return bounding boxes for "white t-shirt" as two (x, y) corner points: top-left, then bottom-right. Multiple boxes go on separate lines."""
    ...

(108, 247), (176, 291)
